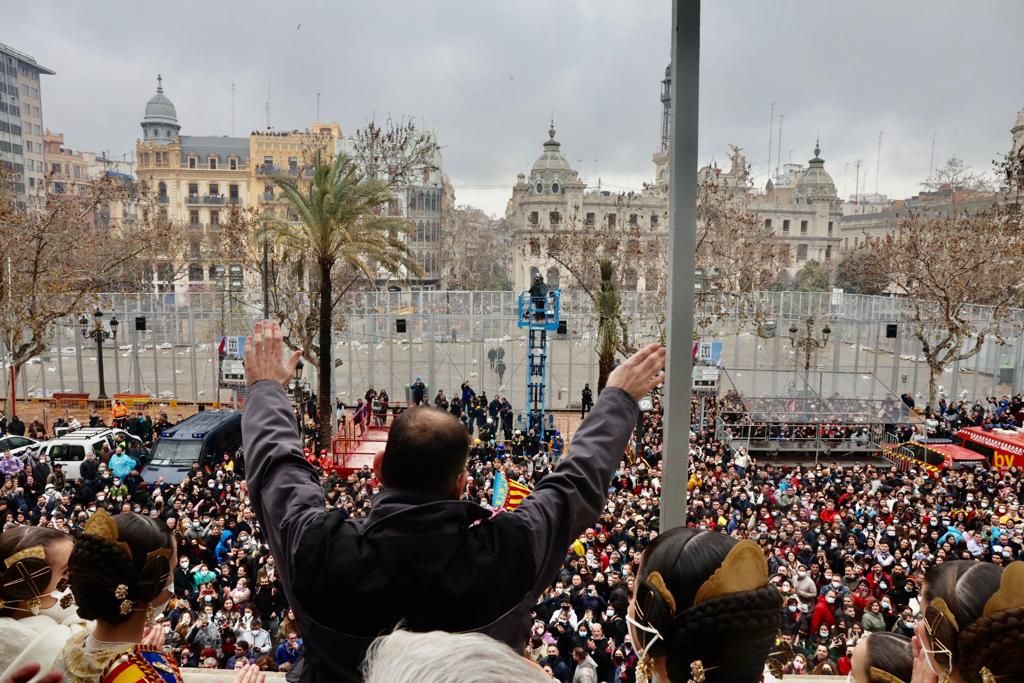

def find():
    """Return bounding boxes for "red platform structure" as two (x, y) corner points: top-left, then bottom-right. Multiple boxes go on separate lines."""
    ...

(330, 401), (414, 476)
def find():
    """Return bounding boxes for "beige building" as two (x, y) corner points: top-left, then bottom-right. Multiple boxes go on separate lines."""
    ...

(134, 75), (341, 293)
(752, 142), (844, 267)
(506, 123), (668, 292)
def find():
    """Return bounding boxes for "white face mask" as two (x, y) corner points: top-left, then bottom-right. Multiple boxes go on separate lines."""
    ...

(37, 588), (77, 624)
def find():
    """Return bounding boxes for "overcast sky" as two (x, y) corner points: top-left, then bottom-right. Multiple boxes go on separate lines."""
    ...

(13, 1), (1024, 216)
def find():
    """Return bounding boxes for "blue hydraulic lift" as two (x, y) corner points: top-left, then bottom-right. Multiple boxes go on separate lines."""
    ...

(517, 288), (561, 437)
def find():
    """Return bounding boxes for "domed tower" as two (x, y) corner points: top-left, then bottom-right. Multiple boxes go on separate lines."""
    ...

(140, 75), (180, 144)
(1012, 108), (1024, 157)
(795, 140), (837, 204)
(528, 122), (579, 195)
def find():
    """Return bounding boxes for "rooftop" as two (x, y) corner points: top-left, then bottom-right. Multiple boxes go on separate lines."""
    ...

(0, 42), (55, 74)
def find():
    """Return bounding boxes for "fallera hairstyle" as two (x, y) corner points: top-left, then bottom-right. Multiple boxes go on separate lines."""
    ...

(921, 560), (1001, 681)
(952, 561), (1024, 683)
(0, 526), (68, 617)
(381, 407), (470, 494)
(863, 632), (913, 683)
(361, 629), (551, 683)
(69, 511), (173, 624)
(633, 527), (781, 683)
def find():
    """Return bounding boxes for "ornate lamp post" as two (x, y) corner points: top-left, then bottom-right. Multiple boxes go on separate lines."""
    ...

(291, 359), (304, 406)
(789, 316), (830, 395)
(80, 309), (118, 400)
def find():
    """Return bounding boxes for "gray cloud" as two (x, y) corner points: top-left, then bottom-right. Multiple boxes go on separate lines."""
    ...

(14, 0), (1023, 215)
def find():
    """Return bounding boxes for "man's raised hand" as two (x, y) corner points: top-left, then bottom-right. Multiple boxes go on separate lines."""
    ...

(605, 344), (666, 401)
(245, 320), (303, 387)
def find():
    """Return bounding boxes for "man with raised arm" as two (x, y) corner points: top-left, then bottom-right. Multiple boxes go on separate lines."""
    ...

(242, 320), (665, 681)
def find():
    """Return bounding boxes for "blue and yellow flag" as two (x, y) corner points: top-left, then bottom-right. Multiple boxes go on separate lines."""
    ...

(491, 471), (532, 511)
(492, 471), (509, 508)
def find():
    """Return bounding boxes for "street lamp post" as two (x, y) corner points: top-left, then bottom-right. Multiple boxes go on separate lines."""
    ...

(80, 309), (118, 400)
(292, 359), (304, 407)
(788, 316), (830, 385)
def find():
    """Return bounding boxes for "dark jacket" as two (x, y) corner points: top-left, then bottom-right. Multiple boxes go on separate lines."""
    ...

(243, 381), (637, 682)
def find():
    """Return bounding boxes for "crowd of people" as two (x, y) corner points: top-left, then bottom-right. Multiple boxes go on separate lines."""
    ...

(1, 322), (1024, 682)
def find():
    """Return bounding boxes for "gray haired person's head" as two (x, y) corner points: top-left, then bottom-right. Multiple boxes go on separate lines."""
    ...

(362, 630), (551, 683)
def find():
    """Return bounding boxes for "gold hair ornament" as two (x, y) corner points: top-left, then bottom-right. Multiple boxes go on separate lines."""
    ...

(694, 540), (769, 606)
(3, 546), (45, 569)
(979, 668), (996, 683)
(82, 509), (133, 559)
(689, 660), (706, 683)
(929, 597), (959, 632)
(869, 666), (908, 683)
(982, 560), (1024, 617)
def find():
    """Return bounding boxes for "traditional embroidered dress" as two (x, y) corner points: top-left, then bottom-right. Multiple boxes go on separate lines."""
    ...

(61, 631), (182, 683)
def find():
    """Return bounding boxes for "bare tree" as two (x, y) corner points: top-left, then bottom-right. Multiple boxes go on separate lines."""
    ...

(0, 167), (183, 400)
(921, 156), (994, 194)
(444, 207), (512, 290)
(867, 158), (1024, 407)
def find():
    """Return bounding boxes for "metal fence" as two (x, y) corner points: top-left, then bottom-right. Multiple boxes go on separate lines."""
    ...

(4, 289), (1024, 410)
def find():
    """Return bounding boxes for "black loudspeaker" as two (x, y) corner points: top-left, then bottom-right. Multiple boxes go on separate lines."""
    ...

(135, 316), (147, 331)
(557, 320), (568, 335)
(886, 323), (898, 338)
(396, 319), (407, 333)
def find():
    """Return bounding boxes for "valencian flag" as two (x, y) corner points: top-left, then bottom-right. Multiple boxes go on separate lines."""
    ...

(491, 471), (532, 511)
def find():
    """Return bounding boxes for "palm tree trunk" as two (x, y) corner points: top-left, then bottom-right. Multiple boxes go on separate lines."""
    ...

(318, 259), (334, 453)
(598, 352), (615, 394)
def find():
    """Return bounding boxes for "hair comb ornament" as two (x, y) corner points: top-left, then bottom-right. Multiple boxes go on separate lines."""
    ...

(694, 540), (769, 606)
(688, 660), (706, 683)
(869, 666), (908, 683)
(982, 560), (1024, 617)
(3, 546), (45, 569)
(978, 668), (996, 683)
(646, 572), (677, 613)
(928, 597), (959, 632)
(83, 509), (133, 559)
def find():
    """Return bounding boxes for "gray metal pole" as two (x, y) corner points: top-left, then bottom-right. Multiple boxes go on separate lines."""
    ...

(429, 313), (436, 393)
(661, 0), (700, 531)
(188, 305), (199, 402)
(133, 326), (142, 394)
(112, 325), (121, 394)
(56, 321), (66, 392)
(74, 324), (85, 393)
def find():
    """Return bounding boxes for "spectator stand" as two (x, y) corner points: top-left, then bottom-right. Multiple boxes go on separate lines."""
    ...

(715, 367), (910, 459)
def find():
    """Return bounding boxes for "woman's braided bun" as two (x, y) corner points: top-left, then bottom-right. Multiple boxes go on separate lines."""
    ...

(68, 512), (173, 624)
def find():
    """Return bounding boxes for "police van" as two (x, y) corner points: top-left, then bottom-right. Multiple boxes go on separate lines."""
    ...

(144, 409), (241, 484)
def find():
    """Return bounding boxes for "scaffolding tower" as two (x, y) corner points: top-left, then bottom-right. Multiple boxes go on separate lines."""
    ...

(517, 288), (561, 436)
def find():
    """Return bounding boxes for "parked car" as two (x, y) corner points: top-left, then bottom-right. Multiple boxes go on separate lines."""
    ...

(0, 434), (38, 457)
(36, 428), (144, 480)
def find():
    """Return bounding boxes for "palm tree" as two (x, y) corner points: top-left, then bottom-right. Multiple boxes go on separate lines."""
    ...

(265, 151), (418, 451)
(595, 259), (622, 393)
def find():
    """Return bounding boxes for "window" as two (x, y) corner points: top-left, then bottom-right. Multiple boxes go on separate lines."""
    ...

(229, 158), (238, 170)
(764, 218), (772, 230)
(800, 220), (808, 234)
(629, 214), (638, 226)
(188, 264), (204, 281)
(209, 183), (219, 196)
(528, 211), (538, 226)
(825, 245), (832, 260)
(546, 267), (560, 289)
(608, 213), (617, 228)
(157, 182), (167, 197)
(188, 156), (197, 169)
(782, 219), (790, 233)
(535, 182), (544, 194)
(796, 244), (808, 261)
(828, 221), (834, 235)
(189, 209), (199, 225)
(188, 183), (198, 196)
(210, 210), (219, 225)
(229, 184), (239, 200)
(549, 211), (561, 226)
(208, 157), (217, 170)
(288, 157), (298, 171)
(551, 182), (560, 194)
(651, 214), (660, 227)
(585, 212), (595, 226)
(188, 239), (201, 259)
(530, 239), (540, 256)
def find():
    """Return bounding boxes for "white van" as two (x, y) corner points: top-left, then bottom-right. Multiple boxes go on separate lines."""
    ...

(37, 428), (143, 480)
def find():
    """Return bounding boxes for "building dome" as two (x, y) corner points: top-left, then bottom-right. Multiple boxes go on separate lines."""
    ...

(141, 75), (180, 144)
(795, 141), (836, 201)
(144, 75), (178, 125)
(530, 123), (574, 175)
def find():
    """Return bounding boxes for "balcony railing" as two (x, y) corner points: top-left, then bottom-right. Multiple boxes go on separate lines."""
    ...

(260, 191), (276, 202)
(156, 195), (170, 204)
(185, 195), (227, 206)
(257, 164), (312, 177)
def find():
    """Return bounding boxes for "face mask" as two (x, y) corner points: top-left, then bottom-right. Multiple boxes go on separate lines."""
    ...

(820, 631), (829, 638)
(826, 597), (835, 605)
(578, 631), (588, 637)
(880, 582), (888, 590)
(788, 605), (798, 613)
(37, 588), (77, 623)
